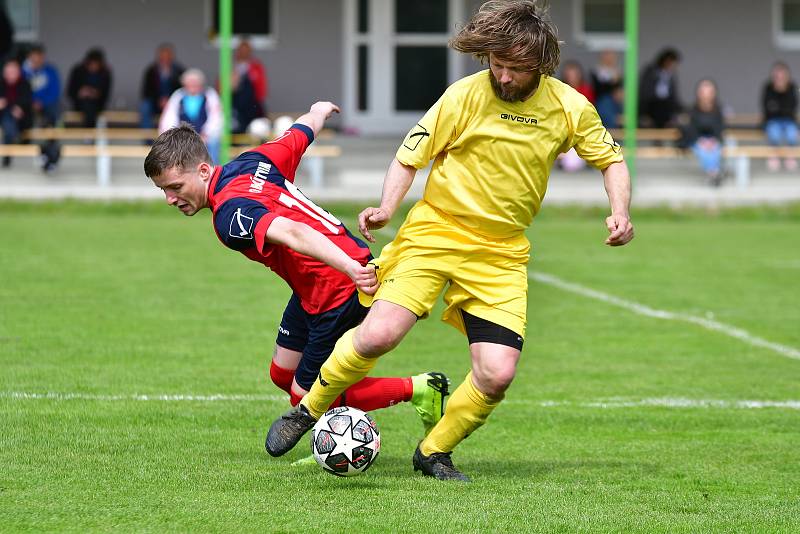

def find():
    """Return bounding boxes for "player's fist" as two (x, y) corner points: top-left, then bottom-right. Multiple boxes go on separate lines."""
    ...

(348, 262), (379, 296)
(358, 206), (391, 243)
(309, 101), (340, 119)
(604, 213), (634, 246)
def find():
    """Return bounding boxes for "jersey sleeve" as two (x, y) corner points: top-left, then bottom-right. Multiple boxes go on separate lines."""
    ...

(213, 197), (276, 254)
(395, 90), (461, 169)
(571, 99), (624, 169)
(247, 124), (314, 182)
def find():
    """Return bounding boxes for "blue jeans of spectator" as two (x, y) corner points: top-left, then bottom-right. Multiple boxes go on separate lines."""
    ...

(691, 138), (722, 174)
(1, 111), (21, 143)
(595, 93), (621, 129)
(139, 99), (156, 129)
(206, 136), (221, 165)
(765, 119), (799, 147)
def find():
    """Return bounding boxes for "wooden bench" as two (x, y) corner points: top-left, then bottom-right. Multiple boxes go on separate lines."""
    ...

(0, 139), (341, 187)
(627, 143), (800, 187)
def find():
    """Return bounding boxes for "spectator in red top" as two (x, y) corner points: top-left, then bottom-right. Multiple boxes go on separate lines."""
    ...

(556, 60), (594, 172)
(0, 59), (33, 168)
(232, 38), (268, 133)
(560, 60), (595, 103)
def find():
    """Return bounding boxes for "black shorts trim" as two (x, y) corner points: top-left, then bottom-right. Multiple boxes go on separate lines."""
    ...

(461, 309), (524, 351)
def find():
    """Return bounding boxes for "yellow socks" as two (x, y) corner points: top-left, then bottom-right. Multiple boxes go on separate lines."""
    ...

(300, 328), (377, 418)
(420, 371), (504, 456)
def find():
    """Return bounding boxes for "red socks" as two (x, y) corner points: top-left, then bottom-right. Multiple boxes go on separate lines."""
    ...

(272, 360), (413, 412)
(331, 377), (413, 412)
(269, 361), (294, 394)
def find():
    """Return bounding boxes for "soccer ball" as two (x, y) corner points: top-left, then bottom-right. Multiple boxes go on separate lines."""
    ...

(311, 406), (380, 477)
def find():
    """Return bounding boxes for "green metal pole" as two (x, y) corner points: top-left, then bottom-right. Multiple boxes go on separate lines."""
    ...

(624, 0), (639, 182)
(219, 0), (233, 162)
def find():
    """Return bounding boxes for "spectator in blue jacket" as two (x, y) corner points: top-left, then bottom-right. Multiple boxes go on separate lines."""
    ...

(23, 44), (61, 171)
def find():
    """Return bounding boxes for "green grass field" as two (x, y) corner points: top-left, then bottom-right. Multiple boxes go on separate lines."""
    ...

(1, 201), (799, 532)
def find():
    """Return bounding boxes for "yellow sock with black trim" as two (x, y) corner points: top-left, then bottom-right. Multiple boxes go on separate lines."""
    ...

(300, 328), (377, 419)
(419, 371), (504, 456)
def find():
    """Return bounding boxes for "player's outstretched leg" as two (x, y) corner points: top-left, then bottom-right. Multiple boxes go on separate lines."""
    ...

(265, 404), (317, 456)
(410, 372), (450, 435)
(412, 445), (470, 482)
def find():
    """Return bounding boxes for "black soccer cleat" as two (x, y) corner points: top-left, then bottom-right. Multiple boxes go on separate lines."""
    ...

(265, 404), (317, 457)
(412, 445), (471, 482)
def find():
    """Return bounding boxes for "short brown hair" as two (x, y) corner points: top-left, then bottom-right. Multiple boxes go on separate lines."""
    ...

(449, 0), (560, 76)
(143, 124), (212, 178)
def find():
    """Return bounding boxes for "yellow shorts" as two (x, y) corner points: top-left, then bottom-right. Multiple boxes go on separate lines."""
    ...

(360, 200), (530, 338)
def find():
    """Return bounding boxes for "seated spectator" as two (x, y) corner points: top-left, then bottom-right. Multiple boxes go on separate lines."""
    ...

(680, 79), (725, 187)
(762, 61), (798, 171)
(159, 68), (222, 163)
(639, 48), (682, 128)
(560, 60), (594, 102)
(0, 58), (33, 168)
(231, 38), (268, 133)
(139, 43), (184, 130)
(557, 60), (593, 172)
(591, 50), (623, 128)
(67, 48), (112, 127)
(23, 44), (61, 172)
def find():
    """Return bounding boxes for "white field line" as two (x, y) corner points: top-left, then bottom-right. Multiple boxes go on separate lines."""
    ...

(0, 392), (286, 402)
(529, 271), (800, 361)
(2, 391), (799, 410)
(343, 217), (800, 362)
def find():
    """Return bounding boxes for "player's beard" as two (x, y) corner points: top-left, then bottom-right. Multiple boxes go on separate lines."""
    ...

(489, 71), (540, 102)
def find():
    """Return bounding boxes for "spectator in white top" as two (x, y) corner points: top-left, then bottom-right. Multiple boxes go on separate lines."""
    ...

(159, 68), (222, 163)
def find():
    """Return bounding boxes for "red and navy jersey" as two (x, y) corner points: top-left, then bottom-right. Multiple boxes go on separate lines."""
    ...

(207, 124), (372, 314)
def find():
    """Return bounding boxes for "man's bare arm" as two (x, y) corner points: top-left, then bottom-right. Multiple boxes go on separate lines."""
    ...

(357, 158), (417, 242)
(601, 161), (635, 246)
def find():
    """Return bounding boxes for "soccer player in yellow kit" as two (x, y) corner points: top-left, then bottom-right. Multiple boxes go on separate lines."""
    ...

(266, 0), (635, 481)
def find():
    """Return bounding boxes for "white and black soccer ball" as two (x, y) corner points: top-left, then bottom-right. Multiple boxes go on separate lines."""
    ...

(311, 406), (380, 477)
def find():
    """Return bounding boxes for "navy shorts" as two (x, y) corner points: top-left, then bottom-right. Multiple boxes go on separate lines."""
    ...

(276, 290), (369, 390)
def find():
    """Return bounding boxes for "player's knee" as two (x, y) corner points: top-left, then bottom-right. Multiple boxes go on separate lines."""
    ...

(354, 323), (404, 356)
(475, 367), (516, 398)
(269, 360), (294, 393)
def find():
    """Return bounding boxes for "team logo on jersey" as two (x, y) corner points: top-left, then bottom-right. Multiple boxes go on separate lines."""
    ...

(403, 124), (429, 151)
(499, 113), (538, 125)
(229, 207), (254, 240)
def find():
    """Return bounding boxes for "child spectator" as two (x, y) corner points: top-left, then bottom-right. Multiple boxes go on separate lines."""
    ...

(762, 61), (798, 171)
(681, 79), (726, 187)
(557, 60), (593, 172)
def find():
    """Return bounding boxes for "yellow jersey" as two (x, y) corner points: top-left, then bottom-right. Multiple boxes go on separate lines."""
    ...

(396, 70), (623, 239)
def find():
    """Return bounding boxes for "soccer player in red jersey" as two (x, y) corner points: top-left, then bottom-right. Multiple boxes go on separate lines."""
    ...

(144, 101), (449, 456)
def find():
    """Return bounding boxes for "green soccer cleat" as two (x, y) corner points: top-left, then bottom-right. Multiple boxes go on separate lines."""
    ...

(410, 372), (449, 436)
(290, 454), (318, 467)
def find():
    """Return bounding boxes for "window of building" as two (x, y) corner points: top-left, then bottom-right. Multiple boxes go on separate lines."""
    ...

(775, 0), (800, 49)
(6, 0), (38, 42)
(207, 0), (276, 49)
(573, 0), (625, 51)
